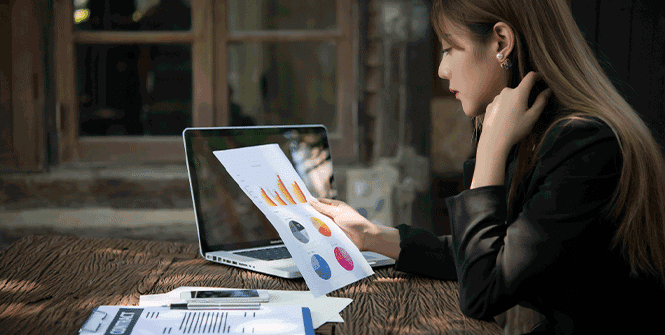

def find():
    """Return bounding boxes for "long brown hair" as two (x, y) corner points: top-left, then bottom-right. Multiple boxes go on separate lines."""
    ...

(432, 0), (665, 282)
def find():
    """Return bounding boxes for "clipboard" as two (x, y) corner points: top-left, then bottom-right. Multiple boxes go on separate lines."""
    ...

(79, 304), (314, 335)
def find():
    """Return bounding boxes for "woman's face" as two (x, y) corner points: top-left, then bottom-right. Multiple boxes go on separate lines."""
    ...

(438, 29), (510, 117)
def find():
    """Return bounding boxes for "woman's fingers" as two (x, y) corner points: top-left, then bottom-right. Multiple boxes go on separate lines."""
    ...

(309, 198), (369, 250)
(309, 198), (342, 221)
(308, 198), (331, 216)
(517, 71), (543, 98)
(527, 88), (553, 117)
(315, 197), (338, 206)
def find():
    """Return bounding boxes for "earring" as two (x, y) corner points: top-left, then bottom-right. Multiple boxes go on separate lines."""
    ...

(497, 53), (512, 70)
(501, 58), (513, 70)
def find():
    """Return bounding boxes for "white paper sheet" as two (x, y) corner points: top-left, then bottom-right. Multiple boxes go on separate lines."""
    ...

(139, 286), (351, 329)
(79, 304), (311, 335)
(213, 144), (374, 298)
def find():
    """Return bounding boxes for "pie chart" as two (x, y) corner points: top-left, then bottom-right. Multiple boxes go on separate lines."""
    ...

(311, 254), (331, 280)
(311, 217), (332, 237)
(289, 220), (309, 244)
(334, 246), (354, 271)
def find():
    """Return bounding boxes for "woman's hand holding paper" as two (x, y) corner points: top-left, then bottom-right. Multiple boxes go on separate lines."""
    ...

(310, 198), (401, 260)
(309, 198), (373, 251)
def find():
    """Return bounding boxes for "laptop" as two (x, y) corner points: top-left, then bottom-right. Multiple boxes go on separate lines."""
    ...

(182, 125), (396, 278)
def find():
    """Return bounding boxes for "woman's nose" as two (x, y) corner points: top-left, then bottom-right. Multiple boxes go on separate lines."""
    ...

(438, 59), (450, 80)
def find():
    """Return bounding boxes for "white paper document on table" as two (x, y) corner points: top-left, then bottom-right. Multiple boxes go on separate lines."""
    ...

(139, 286), (352, 329)
(79, 304), (313, 335)
(213, 144), (374, 297)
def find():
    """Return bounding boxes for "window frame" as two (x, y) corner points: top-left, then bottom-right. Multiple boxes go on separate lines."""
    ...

(54, 0), (358, 165)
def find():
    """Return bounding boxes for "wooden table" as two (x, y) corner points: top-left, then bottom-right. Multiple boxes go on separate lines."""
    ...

(0, 235), (502, 334)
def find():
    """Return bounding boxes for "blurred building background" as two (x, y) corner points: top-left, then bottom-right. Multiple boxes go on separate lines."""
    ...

(1, 0), (664, 257)
(1, 0), (452, 249)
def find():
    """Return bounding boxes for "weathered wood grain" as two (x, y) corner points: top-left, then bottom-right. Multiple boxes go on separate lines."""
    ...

(0, 235), (501, 335)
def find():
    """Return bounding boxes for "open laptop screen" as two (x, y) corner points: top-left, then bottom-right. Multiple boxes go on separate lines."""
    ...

(183, 125), (337, 252)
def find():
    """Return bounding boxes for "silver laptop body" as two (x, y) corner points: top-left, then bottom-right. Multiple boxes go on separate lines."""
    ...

(183, 125), (395, 278)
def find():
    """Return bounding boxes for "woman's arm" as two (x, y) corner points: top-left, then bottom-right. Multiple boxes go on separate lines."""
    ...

(310, 198), (458, 280)
(470, 137), (511, 189)
(365, 224), (401, 260)
(448, 121), (621, 319)
(472, 72), (551, 190)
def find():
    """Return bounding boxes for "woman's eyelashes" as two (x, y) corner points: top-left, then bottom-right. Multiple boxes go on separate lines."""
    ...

(442, 48), (452, 57)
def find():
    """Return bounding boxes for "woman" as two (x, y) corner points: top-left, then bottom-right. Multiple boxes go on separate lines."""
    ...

(310, 0), (665, 333)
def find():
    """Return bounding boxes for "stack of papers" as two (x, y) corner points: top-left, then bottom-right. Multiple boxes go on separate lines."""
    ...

(139, 286), (352, 329)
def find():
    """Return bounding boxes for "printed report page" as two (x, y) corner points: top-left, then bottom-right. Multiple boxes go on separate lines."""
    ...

(213, 144), (374, 297)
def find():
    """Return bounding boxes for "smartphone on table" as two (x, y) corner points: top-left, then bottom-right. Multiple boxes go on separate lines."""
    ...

(180, 289), (270, 304)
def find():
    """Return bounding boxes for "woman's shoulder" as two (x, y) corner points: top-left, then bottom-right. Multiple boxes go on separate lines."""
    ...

(547, 112), (614, 136)
(536, 112), (622, 174)
(538, 112), (618, 155)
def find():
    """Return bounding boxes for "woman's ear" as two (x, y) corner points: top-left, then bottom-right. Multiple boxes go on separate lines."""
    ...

(492, 22), (515, 60)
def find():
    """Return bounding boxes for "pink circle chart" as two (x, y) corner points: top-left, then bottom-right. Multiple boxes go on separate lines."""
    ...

(334, 247), (354, 271)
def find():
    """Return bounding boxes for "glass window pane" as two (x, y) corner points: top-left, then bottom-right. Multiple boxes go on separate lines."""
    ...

(77, 44), (192, 136)
(228, 0), (336, 31)
(228, 42), (337, 132)
(74, 0), (191, 31)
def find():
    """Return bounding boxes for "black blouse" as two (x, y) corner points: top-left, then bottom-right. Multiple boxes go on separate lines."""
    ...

(395, 117), (665, 334)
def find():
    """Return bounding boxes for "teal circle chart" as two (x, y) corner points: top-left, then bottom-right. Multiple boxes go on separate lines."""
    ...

(311, 254), (331, 280)
(289, 220), (309, 243)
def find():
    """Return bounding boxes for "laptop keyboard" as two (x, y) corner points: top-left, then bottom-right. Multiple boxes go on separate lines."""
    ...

(235, 246), (292, 261)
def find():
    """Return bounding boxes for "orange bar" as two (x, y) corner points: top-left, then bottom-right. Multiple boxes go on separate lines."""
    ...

(273, 191), (288, 206)
(277, 175), (297, 205)
(292, 182), (306, 203)
(261, 188), (277, 206)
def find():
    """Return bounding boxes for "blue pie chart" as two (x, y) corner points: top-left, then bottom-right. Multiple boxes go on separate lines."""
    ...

(311, 254), (331, 280)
